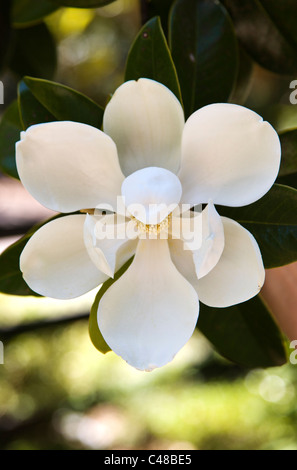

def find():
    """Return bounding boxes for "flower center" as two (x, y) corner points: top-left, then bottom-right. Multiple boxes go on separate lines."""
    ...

(121, 166), (182, 225)
(131, 213), (171, 236)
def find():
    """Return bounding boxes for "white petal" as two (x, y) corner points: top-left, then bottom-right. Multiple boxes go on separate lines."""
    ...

(16, 121), (125, 212)
(84, 213), (138, 278)
(197, 217), (265, 308)
(103, 79), (184, 176)
(168, 238), (199, 290)
(20, 215), (108, 299)
(179, 103), (281, 207)
(98, 239), (199, 370)
(121, 167), (182, 224)
(194, 202), (224, 279)
(169, 202), (224, 283)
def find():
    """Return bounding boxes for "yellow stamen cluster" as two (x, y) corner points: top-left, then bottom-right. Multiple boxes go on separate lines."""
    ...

(132, 214), (171, 235)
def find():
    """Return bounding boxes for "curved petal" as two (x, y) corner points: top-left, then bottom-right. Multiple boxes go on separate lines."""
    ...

(20, 215), (108, 299)
(193, 202), (224, 279)
(168, 238), (199, 290)
(169, 202), (224, 280)
(98, 239), (199, 371)
(16, 121), (125, 213)
(84, 213), (138, 278)
(197, 217), (265, 308)
(179, 103), (281, 207)
(122, 167), (182, 224)
(103, 79), (185, 176)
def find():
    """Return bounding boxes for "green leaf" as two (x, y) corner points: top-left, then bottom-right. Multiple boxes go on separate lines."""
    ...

(9, 22), (57, 80)
(198, 295), (287, 369)
(23, 76), (104, 129)
(18, 80), (56, 129)
(278, 128), (297, 177)
(12, 0), (58, 27)
(0, 231), (39, 296)
(221, 0), (297, 75)
(0, 214), (67, 297)
(49, 0), (116, 7)
(273, 128), (297, 189)
(169, 0), (238, 117)
(218, 184), (297, 268)
(229, 46), (254, 105)
(125, 17), (182, 103)
(276, 173), (297, 191)
(89, 258), (134, 354)
(0, 100), (22, 179)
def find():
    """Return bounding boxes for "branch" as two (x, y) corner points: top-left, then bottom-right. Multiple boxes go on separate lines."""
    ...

(0, 311), (89, 341)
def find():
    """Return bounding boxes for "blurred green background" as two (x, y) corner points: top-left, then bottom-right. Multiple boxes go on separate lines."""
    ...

(1, 0), (297, 450)
(1, 291), (297, 450)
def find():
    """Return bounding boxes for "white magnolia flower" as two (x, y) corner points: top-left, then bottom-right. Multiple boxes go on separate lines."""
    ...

(16, 79), (281, 371)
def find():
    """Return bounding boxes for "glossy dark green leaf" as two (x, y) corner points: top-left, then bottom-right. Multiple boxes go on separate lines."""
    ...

(9, 22), (57, 79)
(221, 0), (297, 75)
(0, 100), (22, 179)
(125, 17), (182, 103)
(0, 1), (11, 72)
(0, 214), (68, 296)
(89, 258), (134, 354)
(198, 295), (287, 369)
(218, 184), (297, 268)
(169, 0), (238, 117)
(273, 127), (297, 189)
(258, 104), (297, 134)
(12, 0), (58, 27)
(23, 76), (104, 129)
(278, 128), (297, 177)
(276, 173), (297, 191)
(18, 80), (56, 129)
(0, 233), (37, 296)
(229, 46), (254, 105)
(49, 0), (116, 7)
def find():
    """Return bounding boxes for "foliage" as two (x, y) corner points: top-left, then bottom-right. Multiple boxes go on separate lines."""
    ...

(1, 0), (297, 385)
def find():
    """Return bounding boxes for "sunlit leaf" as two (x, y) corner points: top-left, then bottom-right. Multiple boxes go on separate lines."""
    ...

(125, 17), (182, 103)
(89, 258), (134, 355)
(169, 0), (238, 117)
(0, 100), (22, 179)
(9, 22), (57, 79)
(222, 0), (297, 74)
(219, 184), (297, 268)
(198, 295), (287, 369)
(12, 0), (58, 27)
